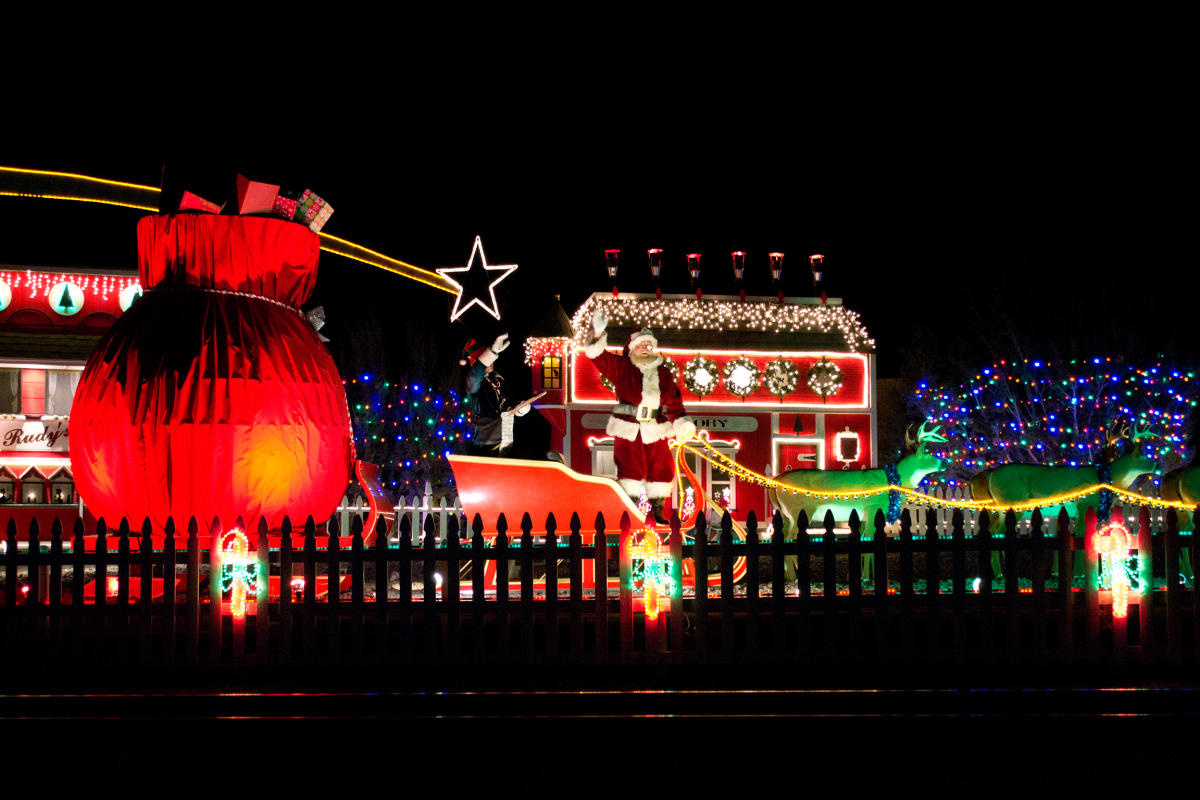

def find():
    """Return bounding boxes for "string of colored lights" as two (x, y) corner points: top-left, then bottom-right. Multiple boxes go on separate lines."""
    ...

(669, 437), (1197, 512)
(0, 166), (456, 294)
(571, 295), (875, 352)
(913, 356), (1197, 485)
(344, 375), (474, 496)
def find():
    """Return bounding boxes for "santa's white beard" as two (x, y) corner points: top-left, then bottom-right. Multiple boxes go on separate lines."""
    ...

(629, 351), (659, 369)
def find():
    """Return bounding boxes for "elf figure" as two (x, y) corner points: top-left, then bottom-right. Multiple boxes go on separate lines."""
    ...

(584, 312), (696, 523)
(463, 333), (532, 457)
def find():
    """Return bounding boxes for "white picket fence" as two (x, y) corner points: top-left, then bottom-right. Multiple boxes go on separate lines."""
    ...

(336, 481), (462, 544)
(900, 484), (1173, 536)
(338, 480), (1176, 545)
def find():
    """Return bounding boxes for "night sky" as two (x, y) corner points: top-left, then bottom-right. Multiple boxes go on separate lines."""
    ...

(2, 90), (1188, 386)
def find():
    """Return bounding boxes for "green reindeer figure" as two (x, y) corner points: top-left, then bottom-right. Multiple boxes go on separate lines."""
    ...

(969, 422), (1156, 525)
(969, 422), (1158, 581)
(768, 422), (949, 585)
(1158, 462), (1200, 585)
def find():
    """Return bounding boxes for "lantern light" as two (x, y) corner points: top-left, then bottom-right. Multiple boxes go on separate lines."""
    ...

(647, 249), (664, 279)
(730, 251), (746, 282)
(809, 253), (824, 285)
(604, 249), (620, 280)
(769, 252), (784, 282)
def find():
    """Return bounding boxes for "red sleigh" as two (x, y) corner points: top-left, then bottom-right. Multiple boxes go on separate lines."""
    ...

(447, 454), (747, 592)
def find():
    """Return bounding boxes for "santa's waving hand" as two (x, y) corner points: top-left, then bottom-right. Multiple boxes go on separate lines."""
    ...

(585, 311), (696, 522)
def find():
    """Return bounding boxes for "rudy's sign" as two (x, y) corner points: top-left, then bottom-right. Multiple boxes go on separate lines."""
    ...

(1, 418), (69, 451)
(582, 413), (758, 432)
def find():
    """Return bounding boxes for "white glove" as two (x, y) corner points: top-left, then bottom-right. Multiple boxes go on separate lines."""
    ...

(592, 311), (608, 336)
(673, 417), (697, 440)
(491, 333), (510, 353)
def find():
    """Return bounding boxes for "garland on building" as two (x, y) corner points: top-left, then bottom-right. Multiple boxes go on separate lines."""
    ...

(723, 357), (760, 399)
(683, 356), (720, 398)
(762, 357), (799, 400)
(523, 336), (570, 367)
(571, 295), (875, 352)
(806, 357), (843, 401)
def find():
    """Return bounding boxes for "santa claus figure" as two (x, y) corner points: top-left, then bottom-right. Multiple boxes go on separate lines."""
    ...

(585, 311), (696, 522)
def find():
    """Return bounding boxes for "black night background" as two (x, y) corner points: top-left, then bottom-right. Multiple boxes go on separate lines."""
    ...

(2, 93), (1189, 387)
(1, 46), (1194, 794)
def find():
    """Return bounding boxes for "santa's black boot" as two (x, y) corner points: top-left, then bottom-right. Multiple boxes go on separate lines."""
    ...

(650, 498), (670, 525)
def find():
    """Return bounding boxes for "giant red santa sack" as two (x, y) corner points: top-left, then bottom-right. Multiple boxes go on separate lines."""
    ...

(68, 213), (354, 532)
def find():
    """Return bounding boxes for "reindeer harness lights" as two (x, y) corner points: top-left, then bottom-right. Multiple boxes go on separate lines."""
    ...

(669, 421), (1192, 518)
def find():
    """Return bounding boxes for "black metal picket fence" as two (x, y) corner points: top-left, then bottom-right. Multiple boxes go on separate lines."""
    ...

(2, 504), (1198, 668)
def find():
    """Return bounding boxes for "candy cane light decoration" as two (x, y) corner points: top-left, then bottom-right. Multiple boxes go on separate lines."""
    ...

(219, 528), (258, 618)
(1094, 522), (1134, 619)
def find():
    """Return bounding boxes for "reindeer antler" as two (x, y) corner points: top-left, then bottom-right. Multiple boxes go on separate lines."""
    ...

(904, 424), (917, 452)
(1130, 420), (1154, 442)
(1106, 422), (1130, 448)
(917, 421), (948, 444)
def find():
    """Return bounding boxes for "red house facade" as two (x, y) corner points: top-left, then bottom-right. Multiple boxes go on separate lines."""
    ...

(0, 267), (140, 533)
(525, 292), (877, 525)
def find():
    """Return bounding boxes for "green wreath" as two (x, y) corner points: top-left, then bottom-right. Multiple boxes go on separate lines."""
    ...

(723, 357), (760, 399)
(762, 357), (799, 400)
(806, 357), (843, 401)
(683, 356), (719, 398)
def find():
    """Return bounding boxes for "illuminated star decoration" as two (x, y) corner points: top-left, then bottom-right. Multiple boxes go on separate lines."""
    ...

(437, 235), (518, 321)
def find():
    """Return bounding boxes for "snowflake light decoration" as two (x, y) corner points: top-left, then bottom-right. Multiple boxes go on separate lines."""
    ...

(807, 357), (843, 401)
(723, 357), (761, 399)
(762, 357), (799, 400)
(683, 356), (719, 398)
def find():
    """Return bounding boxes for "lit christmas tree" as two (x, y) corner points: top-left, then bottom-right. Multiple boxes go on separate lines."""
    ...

(344, 374), (475, 496)
(912, 356), (1197, 486)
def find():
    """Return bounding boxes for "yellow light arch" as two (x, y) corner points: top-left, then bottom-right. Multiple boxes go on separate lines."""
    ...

(0, 166), (457, 295)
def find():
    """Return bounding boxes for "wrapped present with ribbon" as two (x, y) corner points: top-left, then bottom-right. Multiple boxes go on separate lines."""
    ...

(273, 190), (299, 222)
(295, 188), (334, 232)
(308, 200), (334, 232)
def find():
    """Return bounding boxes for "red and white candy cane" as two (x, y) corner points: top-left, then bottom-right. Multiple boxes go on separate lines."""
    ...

(219, 528), (255, 618)
(1094, 522), (1132, 619)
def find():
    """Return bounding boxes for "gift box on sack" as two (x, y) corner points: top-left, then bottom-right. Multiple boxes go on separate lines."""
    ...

(178, 190), (221, 213)
(273, 190), (299, 222)
(308, 201), (333, 232)
(235, 174), (280, 215)
(295, 188), (334, 232)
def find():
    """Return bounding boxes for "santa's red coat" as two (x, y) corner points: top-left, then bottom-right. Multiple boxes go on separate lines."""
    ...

(584, 333), (693, 498)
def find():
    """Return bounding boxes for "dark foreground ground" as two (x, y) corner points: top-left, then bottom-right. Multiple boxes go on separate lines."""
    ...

(2, 664), (1198, 798)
